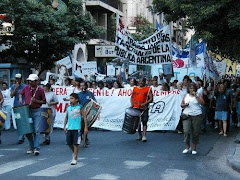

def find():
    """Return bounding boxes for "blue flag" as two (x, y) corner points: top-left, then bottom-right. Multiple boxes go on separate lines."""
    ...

(156, 20), (161, 31)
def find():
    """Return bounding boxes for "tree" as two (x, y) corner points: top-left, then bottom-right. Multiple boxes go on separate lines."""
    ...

(131, 16), (156, 41)
(0, 0), (105, 72)
(151, 0), (240, 60)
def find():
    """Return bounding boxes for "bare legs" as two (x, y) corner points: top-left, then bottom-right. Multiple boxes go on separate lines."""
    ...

(68, 145), (79, 160)
(219, 120), (227, 136)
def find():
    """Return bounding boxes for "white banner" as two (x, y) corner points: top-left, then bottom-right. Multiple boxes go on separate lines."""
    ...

(151, 66), (204, 82)
(52, 86), (74, 128)
(115, 15), (172, 65)
(73, 61), (97, 79)
(52, 86), (182, 131)
(56, 56), (72, 69)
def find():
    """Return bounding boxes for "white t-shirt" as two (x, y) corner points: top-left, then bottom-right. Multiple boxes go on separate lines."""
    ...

(183, 94), (202, 116)
(73, 87), (82, 94)
(2, 89), (12, 106)
(42, 91), (59, 113)
(151, 85), (162, 93)
(197, 87), (204, 96)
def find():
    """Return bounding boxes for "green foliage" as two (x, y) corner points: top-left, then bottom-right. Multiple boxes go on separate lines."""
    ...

(109, 13), (117, 42)
(152, 0), (240, 60)
(0, 0), (105, 70)
(131, 16), (155, 41)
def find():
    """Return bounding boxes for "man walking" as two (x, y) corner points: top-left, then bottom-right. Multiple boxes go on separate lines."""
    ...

(19, 74), (46, 155)
(131, 78), (153, 142)
(10, 74), (26, 144)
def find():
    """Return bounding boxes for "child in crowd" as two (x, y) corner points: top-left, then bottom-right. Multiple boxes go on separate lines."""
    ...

(63, 93), (88, 165)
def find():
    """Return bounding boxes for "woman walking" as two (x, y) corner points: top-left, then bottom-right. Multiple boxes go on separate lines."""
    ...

(181, 83), (205, 155)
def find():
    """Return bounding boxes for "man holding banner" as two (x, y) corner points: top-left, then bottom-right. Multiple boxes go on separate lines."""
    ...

(131, 78), (153, 142)
(78, 81), (96, 147)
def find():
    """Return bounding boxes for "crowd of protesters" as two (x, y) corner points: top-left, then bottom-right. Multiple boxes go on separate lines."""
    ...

(1, 72), (240, 163)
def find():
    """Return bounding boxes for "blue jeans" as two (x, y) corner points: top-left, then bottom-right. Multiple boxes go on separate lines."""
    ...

(2, 105), (12, 130)
(26, 108), (41, 150)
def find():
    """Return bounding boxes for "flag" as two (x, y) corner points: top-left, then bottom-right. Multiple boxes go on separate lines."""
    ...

(189, 37), (196, 68)
(156, 20), (161, 31)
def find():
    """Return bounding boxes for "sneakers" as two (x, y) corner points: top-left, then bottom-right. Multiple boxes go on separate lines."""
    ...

(34, 149), (40, 156)
(71, 159), (77, 165)
(182, 148), (191, 154)
(142, 136), (147, 142)
(192, 151), (197, 155)
(219, 131), (223, 135)
(27, 149), (34, 154)
(223, 134), (228, 137)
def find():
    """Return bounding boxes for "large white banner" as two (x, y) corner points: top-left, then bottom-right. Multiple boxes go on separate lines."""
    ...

(52, 86), (182, 131)
(115, 15), (172, 65)
(52, 86), (74, 128)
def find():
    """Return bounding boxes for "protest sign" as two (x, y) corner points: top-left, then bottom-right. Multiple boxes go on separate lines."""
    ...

(53, 86), (182, 131)
(115, 15), (172, 65)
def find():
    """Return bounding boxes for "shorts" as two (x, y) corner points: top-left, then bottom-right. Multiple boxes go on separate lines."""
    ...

(139, 108), (149, 126)
(66, 130), (81, 145)
(215, 111), (228, 121)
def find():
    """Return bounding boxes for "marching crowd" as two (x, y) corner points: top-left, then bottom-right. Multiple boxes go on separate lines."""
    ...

(0, 72), (240, 165)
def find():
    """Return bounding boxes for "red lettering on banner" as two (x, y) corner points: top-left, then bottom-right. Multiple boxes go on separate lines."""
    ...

(118, 89), (132, 96)
(64, 103), (68, 113)
(127, 89), (132, 96)
(55, 103), (68, 113)
(54, 88), (67, 95)
(118, 89), (122, 96)
(122, 89), (127, 96)
(92, 89), (110, 96)
(161, 91), (167, 95)
(105, 90), (109, 96)
(55, 103), (62, 113)
(92, 89), (97, 96)
(172, 90), (180, 94)
(157, 90), (181, 96)
(96, 89), (101, 96)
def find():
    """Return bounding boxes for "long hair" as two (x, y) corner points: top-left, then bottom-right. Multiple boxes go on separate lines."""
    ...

(187, 82), (197, 93)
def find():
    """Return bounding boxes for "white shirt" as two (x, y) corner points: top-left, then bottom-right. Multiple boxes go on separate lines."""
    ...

(73, 87), (82, 94)
(151, 85), (162, 92)
(2, 89), (12, 106)
(42, 91), (59, 113)
(197, 87), (204, 96)
(183, 94), (202, 116)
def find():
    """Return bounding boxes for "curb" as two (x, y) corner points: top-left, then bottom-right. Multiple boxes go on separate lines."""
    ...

(227, 132), (240, 172)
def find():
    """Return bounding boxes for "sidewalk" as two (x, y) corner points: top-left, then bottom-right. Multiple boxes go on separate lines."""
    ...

(227, 131), (240, 172)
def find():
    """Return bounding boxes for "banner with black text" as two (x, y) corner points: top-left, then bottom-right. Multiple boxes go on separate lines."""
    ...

(115, 15), (172, 65)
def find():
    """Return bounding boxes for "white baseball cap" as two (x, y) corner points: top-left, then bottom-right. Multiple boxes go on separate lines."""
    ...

(15, 73), (22, 79)
(27, 74), (39, 81)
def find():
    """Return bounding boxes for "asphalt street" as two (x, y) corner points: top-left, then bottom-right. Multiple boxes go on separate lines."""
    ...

(0, 126), (239, 180)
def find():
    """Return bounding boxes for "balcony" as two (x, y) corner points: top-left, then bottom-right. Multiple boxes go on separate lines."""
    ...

(86, 0), (123, 15)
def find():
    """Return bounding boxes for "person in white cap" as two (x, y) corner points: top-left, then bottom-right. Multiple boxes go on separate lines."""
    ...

(19, 74), (46, 156)
(10, 73), (26, 144)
